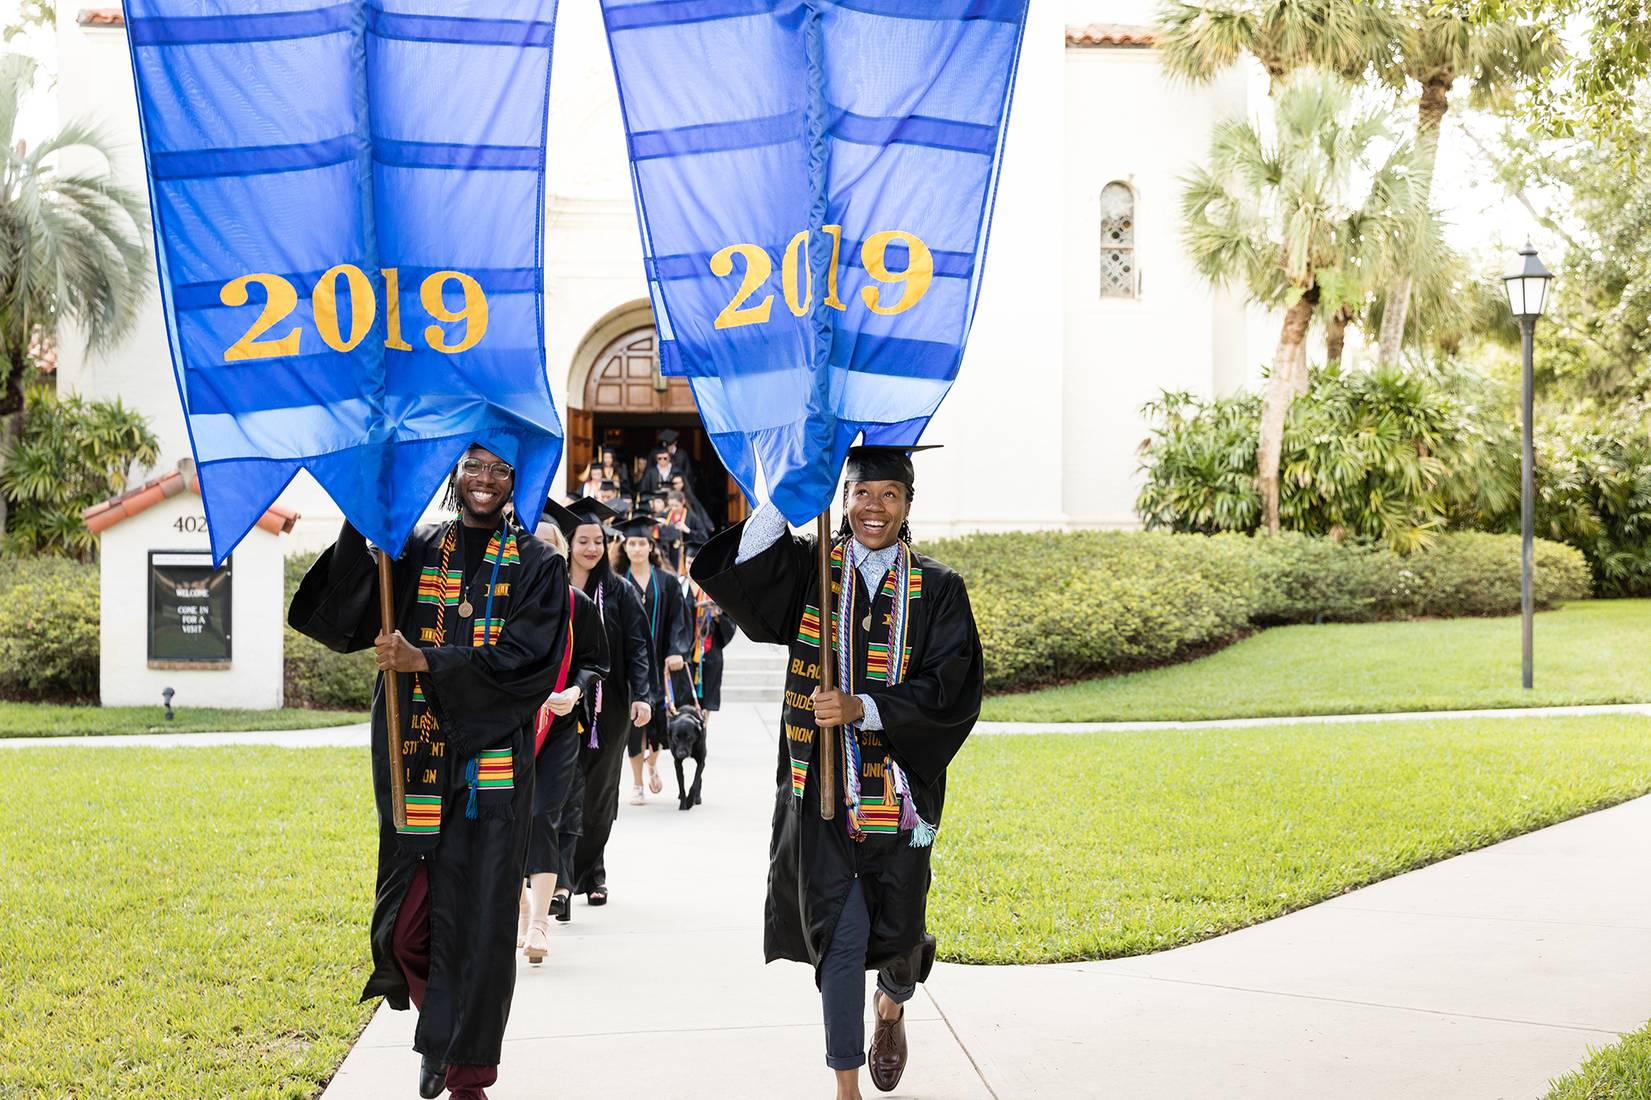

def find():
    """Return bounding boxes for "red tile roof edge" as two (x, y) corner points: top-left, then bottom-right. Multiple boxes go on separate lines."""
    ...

(82, 459), (299, 537)
(1066, 23), (1158, 48)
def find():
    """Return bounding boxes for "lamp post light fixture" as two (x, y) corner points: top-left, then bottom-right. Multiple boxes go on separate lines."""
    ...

(1502, 241), (1553, 690)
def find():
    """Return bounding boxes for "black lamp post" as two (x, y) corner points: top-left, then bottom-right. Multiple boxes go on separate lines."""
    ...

(1502, 241), (1553, 690)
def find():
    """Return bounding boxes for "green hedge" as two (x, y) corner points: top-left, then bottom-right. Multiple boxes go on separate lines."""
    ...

(923, 530), (1593, 693)
(0, 557), (101, 702)
(284, 552), (376, 710)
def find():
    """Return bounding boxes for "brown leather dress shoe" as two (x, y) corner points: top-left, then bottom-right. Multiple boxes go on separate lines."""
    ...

(868, 1000), (908, 1093)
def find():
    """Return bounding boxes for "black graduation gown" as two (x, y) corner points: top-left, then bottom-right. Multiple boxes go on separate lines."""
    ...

(628, 564), (692, 725)
(637, 461), (679, 499)
(288, 521), (570, 1067)
(527, 586), (608, 877)
(692, 523), (983, 987)
(685, 580), (737, 712)
(573, 574), (653, 893)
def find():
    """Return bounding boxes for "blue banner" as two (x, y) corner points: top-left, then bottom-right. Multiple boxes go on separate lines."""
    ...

(122, 0), (564, 563)
(601, 0), (1027, 525)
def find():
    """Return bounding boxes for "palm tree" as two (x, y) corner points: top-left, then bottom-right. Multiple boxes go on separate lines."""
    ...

(1157, 0), (1396, 92)
(1373, 6), (1560, 363)
(1182, 70), (1425, 533)
(0, 52), (150, 525)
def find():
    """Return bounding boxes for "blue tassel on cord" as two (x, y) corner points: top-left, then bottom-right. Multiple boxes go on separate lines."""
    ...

(909, 818), (937, 849)
(464, 756), (480, 820)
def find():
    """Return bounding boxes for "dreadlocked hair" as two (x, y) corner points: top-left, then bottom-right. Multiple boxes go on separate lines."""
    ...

(836, 482), (914, 544)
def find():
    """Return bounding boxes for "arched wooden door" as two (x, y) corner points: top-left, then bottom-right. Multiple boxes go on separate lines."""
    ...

(567, 328), (747, 525)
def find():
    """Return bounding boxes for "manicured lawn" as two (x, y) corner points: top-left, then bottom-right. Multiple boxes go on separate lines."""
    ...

(931, 713), (1651, 964)
(0, 703), (367, 737)
(981, 599), (1651, 723)
(1546, 1022), (1651, 1098)
(0, 747), (376, 1098)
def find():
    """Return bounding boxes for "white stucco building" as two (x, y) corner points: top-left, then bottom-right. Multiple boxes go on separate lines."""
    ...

(54, 1), (1274, 550)
(84, 458), (296, 708)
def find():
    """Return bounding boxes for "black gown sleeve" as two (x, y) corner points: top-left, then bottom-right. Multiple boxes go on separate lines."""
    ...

(662, 571), (693, 660)
(288, 521), (419, 652)
(690, 519), (812, 647)
(708, 607), (738, 651)
(616, 580), (654, 704)
(861, 569), (984, 788)
(421, 544), (571, 759)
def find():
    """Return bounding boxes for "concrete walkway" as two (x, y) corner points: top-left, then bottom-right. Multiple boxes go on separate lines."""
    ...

(317, 701), (1651, 1100)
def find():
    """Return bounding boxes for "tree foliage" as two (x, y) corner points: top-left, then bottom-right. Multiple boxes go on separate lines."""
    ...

(0, 385), (159, 559)
(1139, 364), (1516, 550)
(1488, 105), (1651, 406)
(0, 53), (150, 417)
(1181, 70), (1427, 531)
(1456, 0), (1651, 153)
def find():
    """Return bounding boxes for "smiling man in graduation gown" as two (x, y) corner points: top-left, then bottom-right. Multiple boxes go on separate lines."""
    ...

(690, 445), (983, 1099)
(288, 445), (571, 1100)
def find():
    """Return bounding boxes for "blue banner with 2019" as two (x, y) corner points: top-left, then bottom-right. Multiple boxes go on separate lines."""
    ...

(122, 0), (565, 563)
(601, 0), (1028, 525)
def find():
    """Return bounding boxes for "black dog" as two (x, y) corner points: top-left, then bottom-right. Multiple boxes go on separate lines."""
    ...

(668, 702), (707, 811)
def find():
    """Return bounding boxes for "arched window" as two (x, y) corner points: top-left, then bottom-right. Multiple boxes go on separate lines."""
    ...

(1099, 181), (1137, 298)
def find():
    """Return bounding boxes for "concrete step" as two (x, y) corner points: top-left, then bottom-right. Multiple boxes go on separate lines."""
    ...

(721, 688), (782, 705)
(721, 666), (785, 683)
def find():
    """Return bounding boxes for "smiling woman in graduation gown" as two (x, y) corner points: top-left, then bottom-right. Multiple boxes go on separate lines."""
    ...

(288, 512), (569, 1079)
(690, 503), (983, 985)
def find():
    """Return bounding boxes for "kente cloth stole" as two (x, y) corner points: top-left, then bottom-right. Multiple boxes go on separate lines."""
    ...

(788, 540), (935, 848)
(689, 582), (714, 699)
(399, 520), (520, 847)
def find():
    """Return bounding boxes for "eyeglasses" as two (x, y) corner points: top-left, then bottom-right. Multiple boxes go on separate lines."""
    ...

(459, 458), (515, 480)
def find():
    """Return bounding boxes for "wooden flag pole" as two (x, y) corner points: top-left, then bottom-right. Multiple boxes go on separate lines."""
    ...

(815, 511), (837, 821)
(378, 549), (407, 830)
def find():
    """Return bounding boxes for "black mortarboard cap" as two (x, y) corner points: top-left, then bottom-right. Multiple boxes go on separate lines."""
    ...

(613, 515), (659, 540)
(683, 530), (709, 553)
(843, 444), (940, 487)
(599, 479), (618, 492)
(543, 496), (618, 541)
(659, 428), (680, 444)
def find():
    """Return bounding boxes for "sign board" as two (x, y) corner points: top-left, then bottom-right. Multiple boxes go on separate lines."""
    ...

(148, 551), (232, 669)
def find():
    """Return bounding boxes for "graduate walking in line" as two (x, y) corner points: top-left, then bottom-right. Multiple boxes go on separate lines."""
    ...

(681, 532), (736, 719)
(520, 508), (608, 962)
(616, 514), (691, 805)
(543, 498), (655, 908)
(692, 446), (984, 1100)
(288, 445), (571, 1100)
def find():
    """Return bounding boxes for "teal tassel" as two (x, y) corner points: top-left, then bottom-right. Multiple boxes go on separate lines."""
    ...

(908, 817), (937, 849)
(464, 756), (480, 820)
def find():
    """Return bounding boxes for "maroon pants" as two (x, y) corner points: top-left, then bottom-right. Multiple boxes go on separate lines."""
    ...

(392, 863), (498, 1099)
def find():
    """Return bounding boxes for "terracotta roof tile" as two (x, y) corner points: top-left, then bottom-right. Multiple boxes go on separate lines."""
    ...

(77, 8), (125, 26)
(1066, 23), (1158, 48)
(83, 459), (299, 537)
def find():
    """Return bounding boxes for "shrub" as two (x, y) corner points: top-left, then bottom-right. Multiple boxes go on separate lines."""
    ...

(1138, 366), (1516, 552)
(927, 530), (1258, 693)
(922, 529), (1592, 693)
(0, 386), (160, 560)
(0, 556), (100, 701)
(1534, 418), (1651, 597)
(283, 552), (375, 710)
(1244, 533), (1389, 623)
